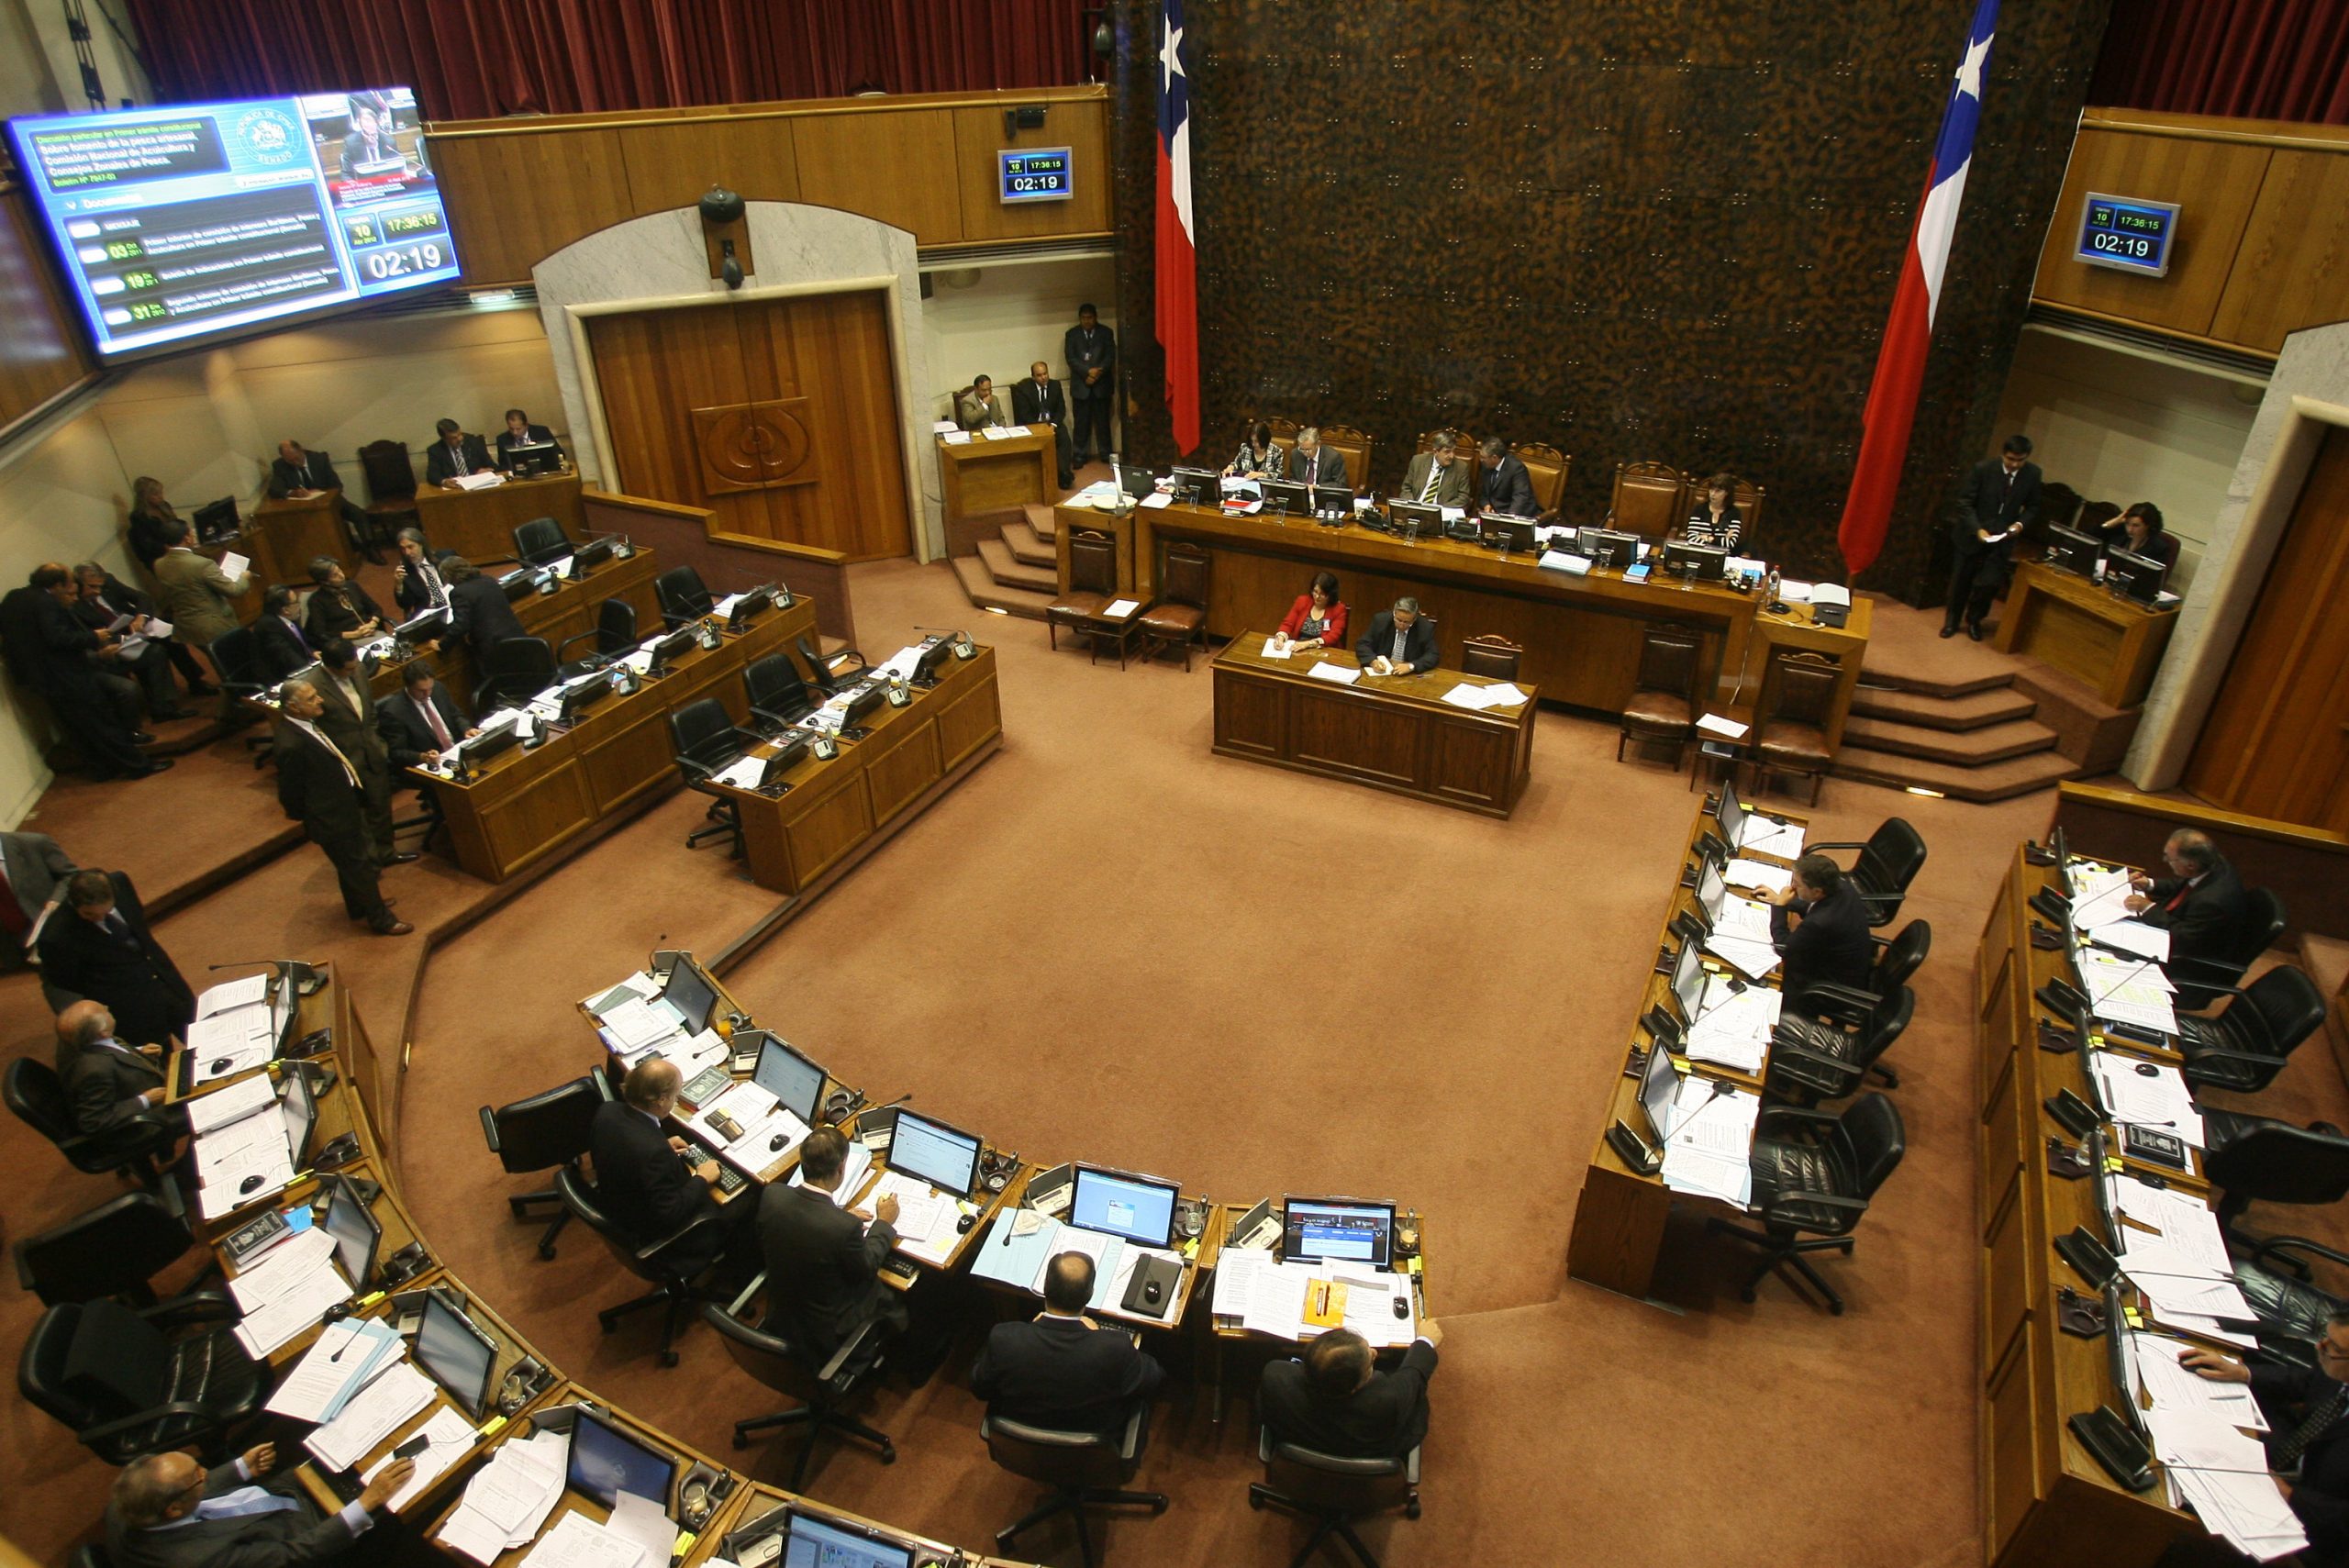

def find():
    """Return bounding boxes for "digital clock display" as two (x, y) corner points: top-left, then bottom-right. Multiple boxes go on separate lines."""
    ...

(999, 147), (1074, 205)
(2075, 192), (2180, 278)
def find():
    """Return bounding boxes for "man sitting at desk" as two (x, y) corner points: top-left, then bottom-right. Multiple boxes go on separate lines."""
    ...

(54, 1000), (185, 1142)
(1355, 597), (1439, 677)
(391, 528), (451, 619)
(38, 870), (195, 1051)
(957, 374), (1008, 432)
(2182, 1320), (2349, 1564)
(756, 1125), (906, 1362)
(1766, 852), (1873, 999)
(424, 419), (495, 486)
(267, 440), (380, 563)
(2125, 828), (2249, 978)
(972, 1251), (1165, 1439)
(106, 1441), (412, 1568)
(1397, 432), (1471, 509)
(252, 587), (315, 681)
(1476, 437), (1539, 518)
(589, 1060), (758, 1283)
(1291, 428), (1347, 488)
(495, 408), (562, 469)
(1260, 1318), (1442, 1459)
(375, 662), (475, 772)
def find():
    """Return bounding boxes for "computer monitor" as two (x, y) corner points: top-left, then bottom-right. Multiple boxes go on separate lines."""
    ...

(1067, 1164), (1181, 1249)
(840, 684), (887, 726)
(279, 1064), (318, 1170)
(568, 536), (617, 574)
(1637, 1028), (1682, 1140)
(1168, 467), (1219, 504)
(566, 1409), (678, 1512)
(2106, 546), (2168, 607)
(1663, 540), (1728, 584)
(782, 1507), (916, 1568)
(1577, 528), (1640, 570)
(660, 960), (720, 1036)
(913, 637), (958, 682)
(651, 627), (701, 668)
(1259, 478), (1311, 514)
(1489, 517), (1538, 552)
(2045, 524), (2101, 577)
(1715, 776), (1746, 847)
(415, 1293), (500, 1418)
(1307, 485), (1356, 515)
(394, 606), (451, 643)
(2103, 1275), (2148, 1439)
(461, 711), (521, 766)
(318, 1173), (381, 1291)
(886, 1110), (983, 1197)
(1387, 498), (1442, 534)
(1669, 936), (1708, 1022)
(727, 586), (775, 629)
(757, 735), (810, 785)
(505, 441), (561, 478)
(752, 1036), (827, 1125)
(1282, 1196), (1396, 1269)
(1694, 856), (1726, 924)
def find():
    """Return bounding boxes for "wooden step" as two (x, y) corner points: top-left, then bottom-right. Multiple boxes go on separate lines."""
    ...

(1849, 683), (2037, 732)
(1001, 518), (1056, 569)
(949, 555), (1052, 619)
(975, 538), (1057, 594)
(1833, 744), (2081, 803)
(1025, 502), (1059, 541)
(1840, 716), (2059, 767)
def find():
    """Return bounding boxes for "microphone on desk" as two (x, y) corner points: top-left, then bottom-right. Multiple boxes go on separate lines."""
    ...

(1655, 1075), (1735, 1147)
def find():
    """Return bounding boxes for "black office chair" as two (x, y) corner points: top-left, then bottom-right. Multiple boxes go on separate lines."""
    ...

(553, 1164), (721, 1367)
(797, 635), (864, 694)
(1766, 984), (1914, 1103)
(982, 1409), (1165, 1567)
(703, 1288), (896, 1489)
(554, 597), (638, 681)
(1248, 1429), (1419, 1568)
(480, 1075), (608, 1260)
(2202, 1108), (2349, 1238)
(1857, 919), (1932, 1003)
(203, 625), (275, 762)
(14, 1192), (196, 1307)
(5, 1059), (182, 1187)
(18, 1295), (272, 1464)
(2175, 965), (2328, 1095)
(655, 565), (716, 630)
(513, 516), (572, 566)
(2231, 1233), (2349, 1373)
(667, 697), (755, 856)
(743, 654), (820, 734)
(1805, 818), (1927, 928)
(72, 1543), (111, 1568)
(1706, 1092), (1905, 1314)
(473, 636), (555, 711)
(2174, 887), (2288, 1012)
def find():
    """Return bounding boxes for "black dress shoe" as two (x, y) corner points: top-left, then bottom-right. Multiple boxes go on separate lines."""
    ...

(385, 851), (420, 864)
(1966, 624), (1985, 641)
(128, 730), (156, 745)
(1938, 625), (1958, 639)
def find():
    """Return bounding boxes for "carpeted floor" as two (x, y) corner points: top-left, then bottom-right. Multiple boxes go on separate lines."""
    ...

(4, 557), (2341, 1567)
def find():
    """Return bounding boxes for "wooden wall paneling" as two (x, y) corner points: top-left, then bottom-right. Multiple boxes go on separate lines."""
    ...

(588, 305), (764, 537)
(2208, 148), (2349, 353)
(950, 102), (1115, 244)
(2185, 428), (2349, 832)
(791, 109), (964, 244)
(2031, 128), (2271, 339)
(432, 128), (639, 287)
(779, 291), (911, 560)
(0, 186), (98, 434)
(619, 117), (803, 217)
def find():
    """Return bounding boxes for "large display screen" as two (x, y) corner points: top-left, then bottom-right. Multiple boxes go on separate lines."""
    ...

(6, 88), (460, 363)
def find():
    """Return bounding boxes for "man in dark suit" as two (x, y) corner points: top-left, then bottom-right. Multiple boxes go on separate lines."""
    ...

(1063, 303), (1116, 464)
(1942, 434), (2043, 640)
(54, 1000), (184, 1140)
(39, 870), (195, 1044)
(252, 587), (317, 681)
(375, 662), (475, 770)
(1475, 438), (1540, 518)
(1767, 853), (1874, 1000)
(441, 557), (528, 665)
(756, 1124), (906, 1362)
(2183, 1315), (2349, 1562)
(587, 1059), (753, 1282)
(971, 1251), (1164, 1438)
(1397, 433), (1473, 509)
(273, 684), (409, 935)
(72, 563), (188, 721)
(1013, 361), (1074, 488)
(0, 828), (74, 972)
(268, 439), (379, 562)
(2127, 828), (2250, 976)
(1260, 1319), (1442, 1459)
(106, 1441), (410, 1568)
(495, 408), (562, 468)
(305, 640), (408, 867)
(424, 419), (496, 486)
(1355, 597), (1440, 677)
(11, 565), (166, 779)
(1291, 428), (1347, 488)
(391, 528), (452, 619)
(337, 98), (401, 177)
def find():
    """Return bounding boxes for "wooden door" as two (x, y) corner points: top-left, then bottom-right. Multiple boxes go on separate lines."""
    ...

(2185, 427), (2349, 831)
(587, 291), (911, 560)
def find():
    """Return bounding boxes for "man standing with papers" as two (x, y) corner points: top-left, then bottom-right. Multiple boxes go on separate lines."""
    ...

(1259, 1319), (1442, 1459)
(105, 1443), (413, 1568)
(757, 1126), (906, 1361)
(1765, 853), (1872, 1000)
(2183, 1315), (2349, 1562)
(972, 1252), (1164, 1438)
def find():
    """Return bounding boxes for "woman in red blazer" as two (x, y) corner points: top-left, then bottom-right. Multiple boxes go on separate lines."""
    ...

(1275, 571), (1348, 650)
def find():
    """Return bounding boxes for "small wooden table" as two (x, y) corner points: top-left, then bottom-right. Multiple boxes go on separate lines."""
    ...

(416, 471), (587, 564)
(936, 427), (1056, 522)
(1994, 560), (2178, 707)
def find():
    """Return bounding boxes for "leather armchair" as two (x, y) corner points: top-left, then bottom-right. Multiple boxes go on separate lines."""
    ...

(743, 654), (819, 733)
(2232, 1234), (2349, 1373)
(1137, 544), (1208, 671)
(1751, 651), (1839, 806)
(985, 1406), (1166, 1566)
(512, 516), (572, 566)
(2202, 1106), (2349, 1236)
(14, 1191), (197, 1307)
(554, 1163), (724, 1367)
(1708, 1093), (1905, 1314)
(2173, 886), (2287, 1012)
(473, 635), (554, 711)
(1618, 625), (1700, 768)
(480, 1074), (609, 1259)
(2175, 965), (2327, 1095)
(1767, 984), (1914, 1102)
(1460, 634), (1522, 681)
(667, 697), (755, 856)
(5, 1058), (182, 1187)
(555, 596), (638, 679)
(19, 1294), (271, 1464)
(655, 565), (716, 630)
(704, 1280), (894, 1490)
(1807, 817), (1928, 928)
(1048, 529), (1119, 654)
(1248, 1427), (1421, 1568)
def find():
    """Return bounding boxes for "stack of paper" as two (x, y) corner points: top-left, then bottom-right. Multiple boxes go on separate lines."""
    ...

(1657, 1081), (1759, 1205)
(974, 1208), (1064, 1291)
(2091, 1051), (2205, 1147)
(194, 1109), (297, 1217)
(1696, 713), (1749, 740)
(1306, 662), (1360, 686)
(2109, 1173), (2232, 1278)
(596, 995), (683, 1055)
(1686, 985), (1781, 1073)
(982, 425), (1024, 442)
(2068, 862), (2141, 929)
(1440, 682), (1530, 712)
(1735, 814), (1804, 859)
(1209, 1253), (1415, 1345)
(1098, 598), (1141, 619)
(439, 1428), (570, 1563)
(2078, 948), (2180, 1036)
(306, 1361), (437, 1473)
(518, 1504), (652, 1568)
(187, 1035), (278, 1088)
(2094, 918), (2172, 963)
(687, 1081), (807, 1173)
(362, 1407), (476, 1510)
(230, 1229), (355, 1356)
(1537, 550), (1593, 573)
(1703, 893), (1780, 981)
(1726, 858), (1795, 894)
(856, 1171), (962, 1265)
(266, 1318), (406, 1421)
(185, 1071), (278, 1135)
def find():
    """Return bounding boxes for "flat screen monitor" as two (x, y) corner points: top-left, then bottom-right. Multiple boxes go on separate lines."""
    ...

(568, 537), (615, 574)
(279, 1063), (317, 1170)
(1637, 1028), (1682, 1140)
(1577, 528), (1640, 570)
(462, 711), (521, 765)
(2103, 1275), (2148, 1437)
(566, 1409), (677, 1512)
(2106, 546), (2168, 607)
(1663, 541), (1728, 583)
(6, 90), (460, 365)
(1259, 478), (1311, 514)
(1387, 498), (1442, 533)
(651, 627), (700, 666)
(394, 606), (450, 642)
(1715, 776), (1747, 847)
(192, 497), (239, 541)
(913, 637), (957, 681)
(840, 684), (886, 725)
(1307, 485), (1355, 514)
(505, 441), (560, 477)
(1168, 467), (1219, 504)
(1282, 1195), (1395, 1269)
(659, 960), (719, 1036)
(886, 1110), (982, 1198)
(2045, 524), (2101, 577)
(751, 1036), (827, 1125)
(782, 1508), (916, 1568)
(415, 1292), (499, 1417)
(1670, 936), (1708, 1022)
(1068, 1164), (1181, 1249)
(757, 736), (809, 785)
(317, 1173), (381, 1291)
(727, 586), (774, 628)
(1694, 856), (1726, 924)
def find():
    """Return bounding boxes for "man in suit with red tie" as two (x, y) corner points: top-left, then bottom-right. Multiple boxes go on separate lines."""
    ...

(374, 662), (477, 772)
(2126, 828), (2249, 977)
(274, 684), (410, 935)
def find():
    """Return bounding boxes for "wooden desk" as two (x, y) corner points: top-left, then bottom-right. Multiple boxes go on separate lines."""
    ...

(1994, 561), (2179, 708)
(715, 643), (1004, 895)
(1199, 1204), (1427, 1422)
(704, 1485), (961, 1568)
(937, 428), (1057, 522)
(416, 472), (586, 564)
(846, 1151), (1022, 1289)
(969, 1176), (1223, 1330)
(1210, 633), (1537, 818)
(250, 492), (352, 584)
(1749, 597), (1876, 756)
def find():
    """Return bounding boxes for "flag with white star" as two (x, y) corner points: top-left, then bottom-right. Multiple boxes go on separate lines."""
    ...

(1155, 0), (1199, 452)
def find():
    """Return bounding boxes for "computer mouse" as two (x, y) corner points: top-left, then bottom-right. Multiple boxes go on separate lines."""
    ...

(239, 1173), (265, 1195)
(1393, 1296), (1410, 1319)
(210, 1057), (234, 1074)
(956, 1212), (976, 1234)
(2135, 1062), (2160, 1076)
(769, 1131), (791, 1152)
(1143, 1278), (1163, 1306)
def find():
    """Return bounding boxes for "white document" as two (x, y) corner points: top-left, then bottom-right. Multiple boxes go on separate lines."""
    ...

(521, 1505), (651, 1568)
(1703, 932), (1780, 983)
(1335, 1265), (1416, 1348)
(602, 1491), (677, 1564)
(440, 1429), (568, 1560)
(1689, 984), (1782, 1049)
(1257, 636), (1296, 660)
(306, 1362), (436, 1472)
(2130, 1266), (2253, 1323)
(188, 1037), (277, 1089)
(219, 550), (250, 580)
(2096, 919), (2172, 962)
(1478, 682), (1529, 709)
(197, 974), (270, 1017)
(859, 1171), (960, 1264)
(1212, 1248), (1271, 1320)
(2092, 1053), (2205, 1147)
(1736, 815), (1805, 859)
(231, 1258), (354, 1358)
(2131, 1335), (2268, 1430)
(190, 1007), (274, 1057)
(1306, 661), (1360, 686)
(448, 472), (505, 491)
(1726, 858), (1794, 894)
(597, 995), (682, 1053)
(228, 1228), (334, 1310)
(1696, 713), (1750, 740)
(1537, 550), (1593, 573)
(1241, 1260), (1311, 1340)
(1099, 598), (1141, 618)
(2069, 864), (2141, 930)
(1440, 683), (1494, 711)
(362, 1407), (475, 1511)
(1138, 491), (1174, 509)
(267, 1318), (402, 1421)
(710, 755), (766, 790)
(185, 1071), (277, 1134)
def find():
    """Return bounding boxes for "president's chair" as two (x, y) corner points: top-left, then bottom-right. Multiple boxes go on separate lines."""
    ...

(554, 1164), (720, 1367)
(2202, 1109), (2349, 1239)
(1618, 625), (1700, 768)
(1248, 1429), (1419, 1568)
(1807, 817), (1928, 928)
(1460, 634), (1522, 681)
(744, 654), (820, 733)
(480, 1075), (608, 1260)
(1512, 441), (1570, 517)
(1137, 544), (1208, 670)
(2176, 965), (2328, 1095)
(985, 1409), (1166, 1567)
(6, 1059), (181, 1188)
(704, 1286), (895, 1490)
(667, 698), (754, 857)
(512, 516), (572, 566)
(1049, 529), (1119, 654)
(656, 565), (715, 629)
(1766, 984), (1914, 1103)
(18, 1295), (271, 1464)
(1706, 1092), (1905, 1314)
(555, 597), (637, 681)
(2173, 887), (2288, 1012)
(1609, 459), (1687, 537)
(14, 1192), (195, 1307)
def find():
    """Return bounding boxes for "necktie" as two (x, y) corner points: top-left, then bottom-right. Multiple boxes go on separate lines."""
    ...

(286, 617), (307, 651)
(421, 562), (447, 608)
(1392, 627), (1408, 664)
(2166, 881), (2191, 914)
(105, 912), (128, 940)
(417, 695), (451, 751)
(1420, 462), (1441, 503)
(295, 722), (360, 790)
(2276, 1383), (2348, 1470)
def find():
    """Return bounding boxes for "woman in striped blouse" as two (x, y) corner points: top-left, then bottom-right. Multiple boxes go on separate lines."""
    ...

(1683, 473), (1744, 551)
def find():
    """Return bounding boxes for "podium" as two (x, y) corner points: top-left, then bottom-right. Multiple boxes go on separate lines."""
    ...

(416, 471), (586, 562)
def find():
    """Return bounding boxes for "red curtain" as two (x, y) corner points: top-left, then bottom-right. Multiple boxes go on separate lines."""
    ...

(119, 0), (1096, 119)
(2089, 0), (2349, 124)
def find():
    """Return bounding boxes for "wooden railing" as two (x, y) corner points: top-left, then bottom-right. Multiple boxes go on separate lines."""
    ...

(582, 489), (858, 651)
(2050, 781), (2349, 940)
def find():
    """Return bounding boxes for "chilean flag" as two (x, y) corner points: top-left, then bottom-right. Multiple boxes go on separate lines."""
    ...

(1156, 0), (1200, 454)
(1837, 0), (1999, 580)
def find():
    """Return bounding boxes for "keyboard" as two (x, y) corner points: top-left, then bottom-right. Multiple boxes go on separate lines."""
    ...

(684, 1140), (747, 1194)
